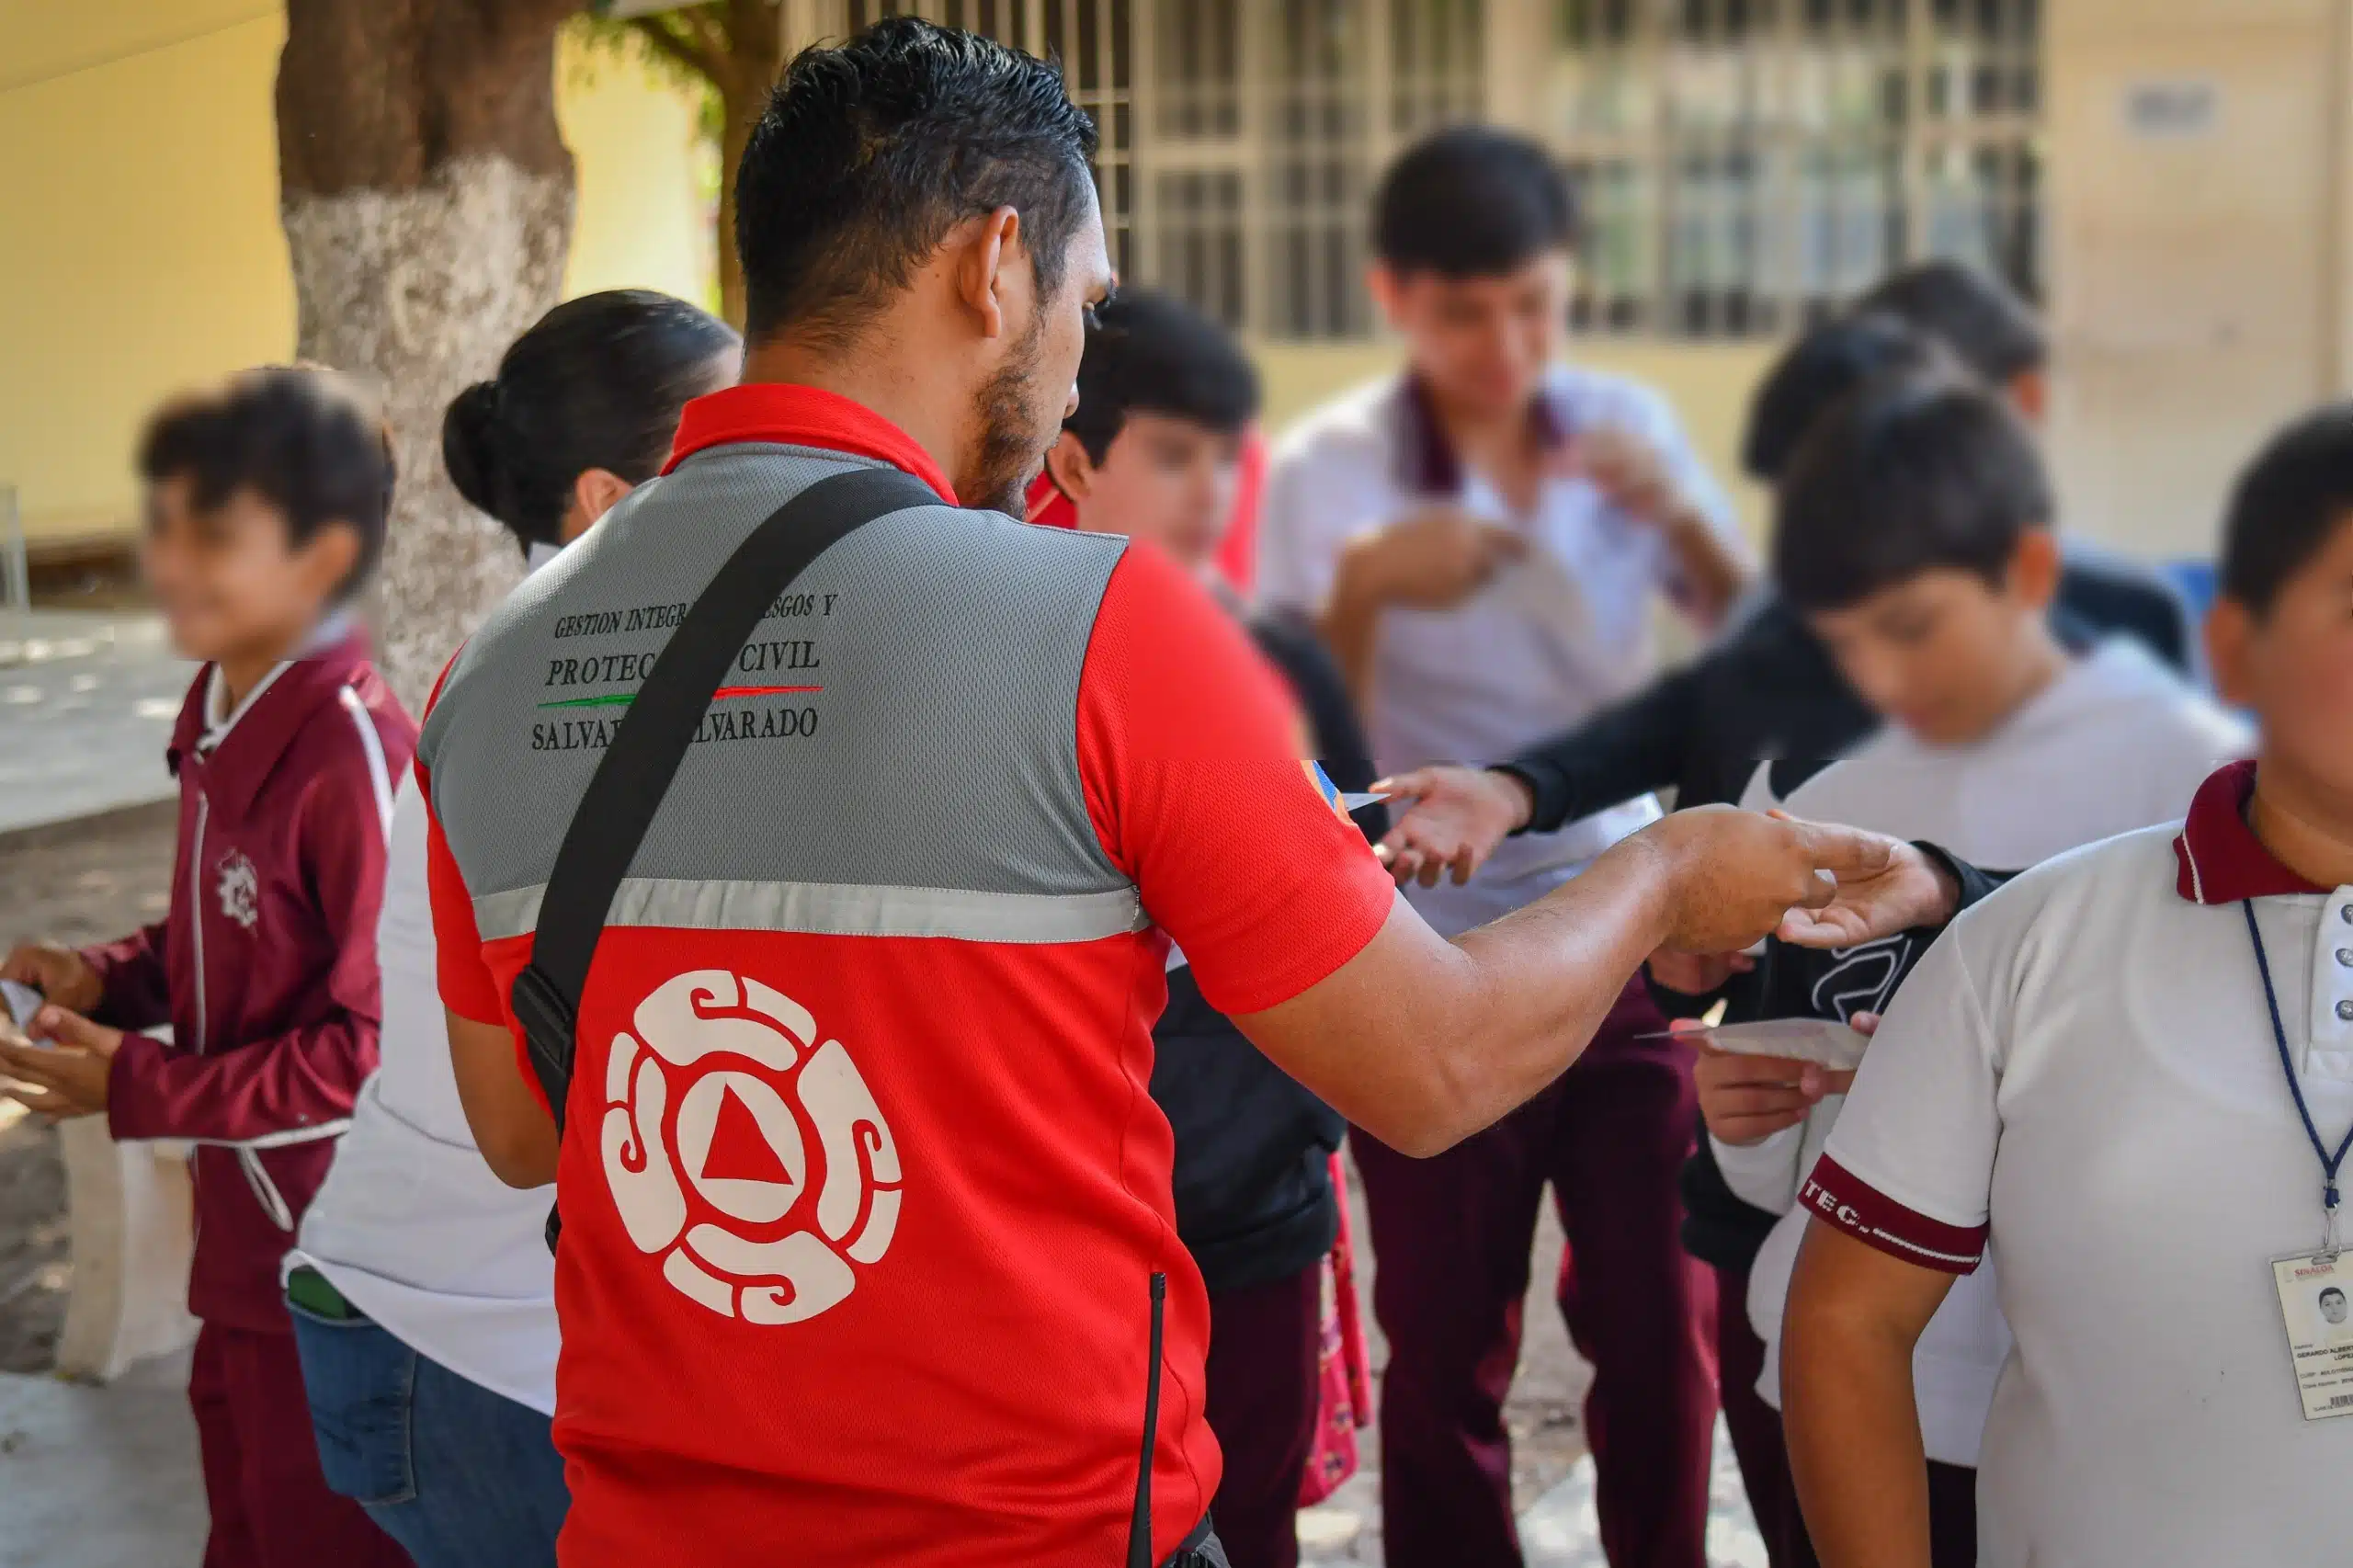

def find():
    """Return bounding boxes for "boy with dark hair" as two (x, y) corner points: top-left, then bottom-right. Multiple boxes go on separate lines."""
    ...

(0, 366), (415, 1568)
(1780, 401), (2353, 1567)
(1047, 288), (1372, 1568)
(1258, 125), (1750, 1568)
(1852, 259), (2048, 415)
(1697, 373), (2245, 1567)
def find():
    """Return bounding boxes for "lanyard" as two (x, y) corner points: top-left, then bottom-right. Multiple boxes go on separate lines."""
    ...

(2244, 899), (2353, 1259)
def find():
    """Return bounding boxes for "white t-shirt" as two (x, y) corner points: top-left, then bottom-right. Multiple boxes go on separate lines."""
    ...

(1802, 761), (2353, 1565)
(1256, 369), (1742, 934)
(1718, 639), (2250, 1462)
(290, 546), (562, 1415)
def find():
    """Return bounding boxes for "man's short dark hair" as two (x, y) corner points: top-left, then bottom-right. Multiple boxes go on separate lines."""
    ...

(1062, 290), (1260, 463)
(735, 17), (1099, 345)
(2322, 1288), (2345, 1304)
(1774, 372), (2054, 613)
(2219, 403), (2353, 619)
(1372, 126), (1578, 278)
(1743, 312), (1956, 483)
(1854, 260), (2047, 385)
(138, 365), (393, 600)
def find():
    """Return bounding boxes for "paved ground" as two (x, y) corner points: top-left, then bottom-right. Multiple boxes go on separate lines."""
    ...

(0, 620), (1770, 1564)
(0, 610), (192, 835)
(0, 1352), (203, 1568)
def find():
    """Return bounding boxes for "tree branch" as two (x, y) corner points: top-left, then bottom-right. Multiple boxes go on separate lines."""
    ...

(626, 13), (725, 84)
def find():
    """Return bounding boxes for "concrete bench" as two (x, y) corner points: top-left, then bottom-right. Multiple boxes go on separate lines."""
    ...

(54, 1118), (197, 1381)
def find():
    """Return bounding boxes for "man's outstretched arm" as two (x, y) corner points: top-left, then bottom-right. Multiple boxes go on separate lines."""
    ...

(1234, 807), (1902, 1156)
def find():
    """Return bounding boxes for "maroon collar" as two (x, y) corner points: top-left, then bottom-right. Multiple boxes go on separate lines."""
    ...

(170, 631), (377, 813)
(2173, 760), (2334, 903)
(1395, 374), (1568, 497)
(664, 382), (958, 505)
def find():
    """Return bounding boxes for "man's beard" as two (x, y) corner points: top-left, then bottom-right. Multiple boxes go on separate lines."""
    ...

(962, 313), (1051, 517)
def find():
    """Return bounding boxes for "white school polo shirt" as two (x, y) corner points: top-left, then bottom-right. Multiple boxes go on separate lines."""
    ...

(291, 548), (563, 1415)
(1718, 638), (2249, 1464)
(1805, 761), (2353, 1566)
(1256, 369), (1742, 934)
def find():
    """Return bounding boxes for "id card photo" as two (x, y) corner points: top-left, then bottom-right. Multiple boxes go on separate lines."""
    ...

(2270, 1253), (2353, 1420)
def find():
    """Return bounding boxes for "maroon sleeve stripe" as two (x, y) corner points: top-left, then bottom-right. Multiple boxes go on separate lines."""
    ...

(1799, 1155), (1987, 1276)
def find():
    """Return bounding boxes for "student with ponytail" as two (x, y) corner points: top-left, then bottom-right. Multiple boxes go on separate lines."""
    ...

(282, 290), (736, 1568)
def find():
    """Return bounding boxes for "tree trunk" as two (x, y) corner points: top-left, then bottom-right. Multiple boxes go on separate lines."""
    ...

(277, 0), (581, 713)
(717, 84), (756, 328)
(714, 1), (784, 330)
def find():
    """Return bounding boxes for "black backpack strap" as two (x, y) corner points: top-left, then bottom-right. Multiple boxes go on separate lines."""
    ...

(506, 466), (938, 1233)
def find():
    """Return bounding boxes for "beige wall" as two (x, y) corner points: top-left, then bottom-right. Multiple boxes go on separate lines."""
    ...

(2047, 0), (2352, 559)
(1256, 339), (1779, 542)
(0, 9), (714, 546)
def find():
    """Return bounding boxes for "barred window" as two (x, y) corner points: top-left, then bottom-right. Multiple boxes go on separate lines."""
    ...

(1552, 0), (2042, 338)
(830, 0), (2032, 342)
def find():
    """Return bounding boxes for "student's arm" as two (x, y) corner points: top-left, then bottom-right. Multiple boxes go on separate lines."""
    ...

(85, 926), (174, 1031)
(1371, 664), (1709, 887)
(1573, 413), (1751, 629)
(1708, 1119), (1816, 1215)
(423, 776), (558, 1188)
(104, 778), (389, 1142)
(1315, 506), (1525, 702)
(1783, 1224), (1957, 1568)
(1779, 926), (2005, 1568)
(1082, 545), (1907, 1156)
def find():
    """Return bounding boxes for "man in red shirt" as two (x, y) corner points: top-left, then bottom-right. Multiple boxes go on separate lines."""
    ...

(419, 19), (1926, 1568)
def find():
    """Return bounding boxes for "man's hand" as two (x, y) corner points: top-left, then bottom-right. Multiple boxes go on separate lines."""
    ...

(1639, 806), (1905, 957)
(0, 1006), (123, 1121)
(0, 942), (101, 1016)
(1693, 1039), (1853, 1147)
(1774, 830), (1962, 949)
(1375, 766), (1533, 887)
(1345, 505), (1527, 611)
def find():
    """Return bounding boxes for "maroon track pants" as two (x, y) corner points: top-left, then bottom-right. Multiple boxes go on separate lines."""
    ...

(191, 1322), (409, 1568)
(1203, 1264), (1324, 1568)
(1713, 1260), (1807, 1568)
(1352, 977), (1717, 1568)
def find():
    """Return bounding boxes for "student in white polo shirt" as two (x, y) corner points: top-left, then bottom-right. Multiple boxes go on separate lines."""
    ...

(1693, 371), (2246, 1568)
(1256, 125), (1750, 1568)
(1779, 403), (2353, 1567)
(278, 290), (738, 1568)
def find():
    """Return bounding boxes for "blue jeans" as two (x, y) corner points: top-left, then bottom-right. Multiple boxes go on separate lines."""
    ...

(289, 1305), (569, 1568)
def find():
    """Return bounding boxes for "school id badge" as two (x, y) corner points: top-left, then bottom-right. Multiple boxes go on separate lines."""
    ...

(2270, 1251), (2353, 1420)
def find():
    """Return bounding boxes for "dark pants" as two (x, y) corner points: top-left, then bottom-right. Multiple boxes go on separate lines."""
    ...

(190, 1322), (411, 1568)
(289, 1306), (570, 1568)
(1712, 1261), (1805, 1567)
(1203, 1264), (1324, 1568)
(1771, 1460), (1977, 1568)
(1353, 978), (1715, 1568)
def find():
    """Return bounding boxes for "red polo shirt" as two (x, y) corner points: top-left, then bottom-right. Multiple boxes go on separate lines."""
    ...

(423, 384), (1393, 1566)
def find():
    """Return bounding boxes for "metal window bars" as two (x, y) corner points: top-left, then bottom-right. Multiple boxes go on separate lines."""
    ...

(821, 0), (2040, 342)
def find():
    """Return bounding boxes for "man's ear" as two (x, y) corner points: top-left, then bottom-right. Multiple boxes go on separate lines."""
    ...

(2206, 596), (2257, 710)
(954, 205), (1025, 341)
(1043, 430), (1095, 505)
(2009, 527), (2063, 611)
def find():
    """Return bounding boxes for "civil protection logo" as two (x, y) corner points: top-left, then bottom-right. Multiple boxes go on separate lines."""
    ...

(601, 969), (901, 1324)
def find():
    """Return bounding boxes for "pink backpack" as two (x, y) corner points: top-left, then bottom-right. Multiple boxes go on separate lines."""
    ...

(1297, 1153), (1373, 1506)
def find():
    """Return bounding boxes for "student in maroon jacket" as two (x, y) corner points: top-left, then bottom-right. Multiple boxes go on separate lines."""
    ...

(0, 367), (415, 1568)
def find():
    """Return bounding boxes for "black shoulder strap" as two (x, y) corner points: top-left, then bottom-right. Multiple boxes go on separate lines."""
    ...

(507, 466), (938, 1170)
